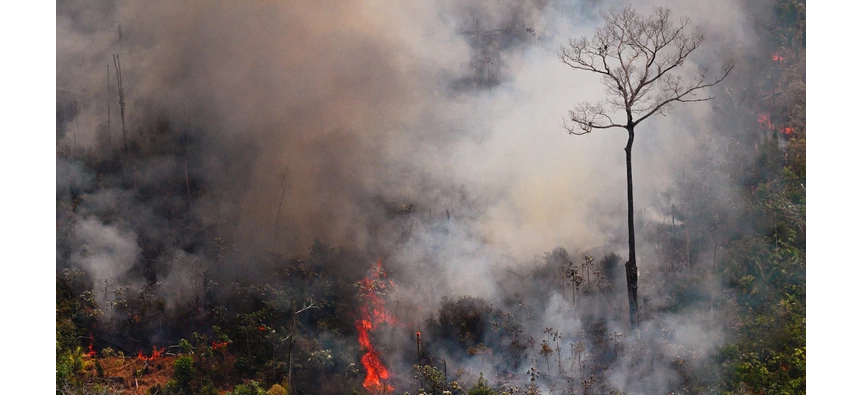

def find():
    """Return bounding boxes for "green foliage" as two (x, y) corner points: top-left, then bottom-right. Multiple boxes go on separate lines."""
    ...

(163, 380), (179, 394)
(467, 373), (495, 395)
(266, 383), (288, 395)
(173, 356), (196, 392)
(720, 191), (806, 393)
(100, 347), (116, 358)
(200, 382), (219, 395)
(413, 365), (447, 395)
(228, 380), (267, 395)
(178, 338), (193, 355)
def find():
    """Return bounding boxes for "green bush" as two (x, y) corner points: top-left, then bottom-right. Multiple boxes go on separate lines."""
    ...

(178, 339), (193, 355)
(413, 365), (446, 395)
(200, 382), (219, 395)
(173, 356), (195, 392)
(228, 380), (266, 395)
(267, 383), (288, 395)
(467, 373), (494, 395)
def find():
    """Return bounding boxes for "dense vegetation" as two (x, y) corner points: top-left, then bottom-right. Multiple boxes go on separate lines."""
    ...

(56, 1), (804, 394)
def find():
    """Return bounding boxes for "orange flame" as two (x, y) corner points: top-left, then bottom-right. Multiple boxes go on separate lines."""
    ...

(212, 341), (229, 350)
(758, 113), (793, 136)
(355, 260), (395, 393)
(86, 334), (97, 357)
(772, 53), (784, 63)
(758, 113), (773, 130)
(137, 346), (166, 361)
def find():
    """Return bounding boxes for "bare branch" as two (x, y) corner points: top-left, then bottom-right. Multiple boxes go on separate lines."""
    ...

(295, 296), (324, 315)
(633, 60), (735, 126)
(563, 101), (627, 134)
(558, 5), (735, 131)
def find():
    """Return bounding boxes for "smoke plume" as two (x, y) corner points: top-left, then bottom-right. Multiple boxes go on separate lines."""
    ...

(57, 0), (769, 392)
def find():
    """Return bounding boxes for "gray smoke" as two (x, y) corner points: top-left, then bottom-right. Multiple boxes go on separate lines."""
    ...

(57, 0), (765, 392)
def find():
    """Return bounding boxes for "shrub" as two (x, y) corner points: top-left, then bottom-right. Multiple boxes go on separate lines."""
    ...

(173, 356), (195, 392)
(267, 383), (288, 395)
(467, 373), (494, 395)
(228, 380), (266, 395)
(178, 339), (193, 355)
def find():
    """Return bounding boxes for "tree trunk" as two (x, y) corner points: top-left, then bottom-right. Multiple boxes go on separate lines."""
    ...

(624, 125), (639, 328)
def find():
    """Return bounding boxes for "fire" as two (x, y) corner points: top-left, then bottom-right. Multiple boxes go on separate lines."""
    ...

(772, 53), (784, 63)
(212, 341), (229, 350)
(355, 260), (395, 393)
(758, 113), (793, 136)
(137, 346), (166, 361)
(758, 113), (773, 130)
(86, 334), (97, 357)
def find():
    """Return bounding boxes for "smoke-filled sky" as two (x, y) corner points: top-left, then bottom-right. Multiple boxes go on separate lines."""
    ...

(57, 0), (753, 258)
(56, 0), (766, 391)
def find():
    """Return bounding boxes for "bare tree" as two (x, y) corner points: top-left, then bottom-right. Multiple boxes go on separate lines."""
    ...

(558, 6), (734, 328)
(273, 168), (290, 253)
(106, 63), (112, 150)
(283, 297), (323, 395)
(113, 53), (128, 154)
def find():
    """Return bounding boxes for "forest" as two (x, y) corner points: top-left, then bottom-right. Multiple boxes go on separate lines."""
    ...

(56, 0), (805, 394)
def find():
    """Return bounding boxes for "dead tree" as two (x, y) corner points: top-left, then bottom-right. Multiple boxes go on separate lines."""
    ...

(558, 6), (734, 328)
(284, 298), (322, 395)
(113, 54), (128, 154)
(106, 63), (112, 150)
(273, 169), (289, 253)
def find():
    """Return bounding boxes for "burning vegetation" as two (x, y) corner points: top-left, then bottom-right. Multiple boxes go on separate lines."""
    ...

(56, 0), (805, 394)
(355, 261), (395, 393)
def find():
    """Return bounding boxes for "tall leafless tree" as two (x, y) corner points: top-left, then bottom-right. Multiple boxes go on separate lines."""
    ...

(106, 63), (112, 150)
(273, 169), (290, 253)
(558, 6), (734, 328)
(113, 53), (128, 154)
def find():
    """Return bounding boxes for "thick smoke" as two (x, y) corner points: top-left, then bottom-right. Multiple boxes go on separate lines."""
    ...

(57, 0), (764, 392)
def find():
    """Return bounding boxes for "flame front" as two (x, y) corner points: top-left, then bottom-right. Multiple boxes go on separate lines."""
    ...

(137, 346), (166, 361)
(355, 260), (395, 393)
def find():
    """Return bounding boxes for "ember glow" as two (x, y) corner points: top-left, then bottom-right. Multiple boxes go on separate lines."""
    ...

(86, 335), (97, 357)
(772, 52), (784, 63)
(758, 113), (773, 130)
(355, 260), (395, 393)
(137, 346), (166, 361)
(758, 113), (793, 136)
(212, 341), (229, 350)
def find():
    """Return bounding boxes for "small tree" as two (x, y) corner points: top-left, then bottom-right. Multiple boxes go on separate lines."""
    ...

(172, 356), (195, 394)
(467, 373), (495, 395)
(413, 364), (447, 395)
(558, 5), (733, 327)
